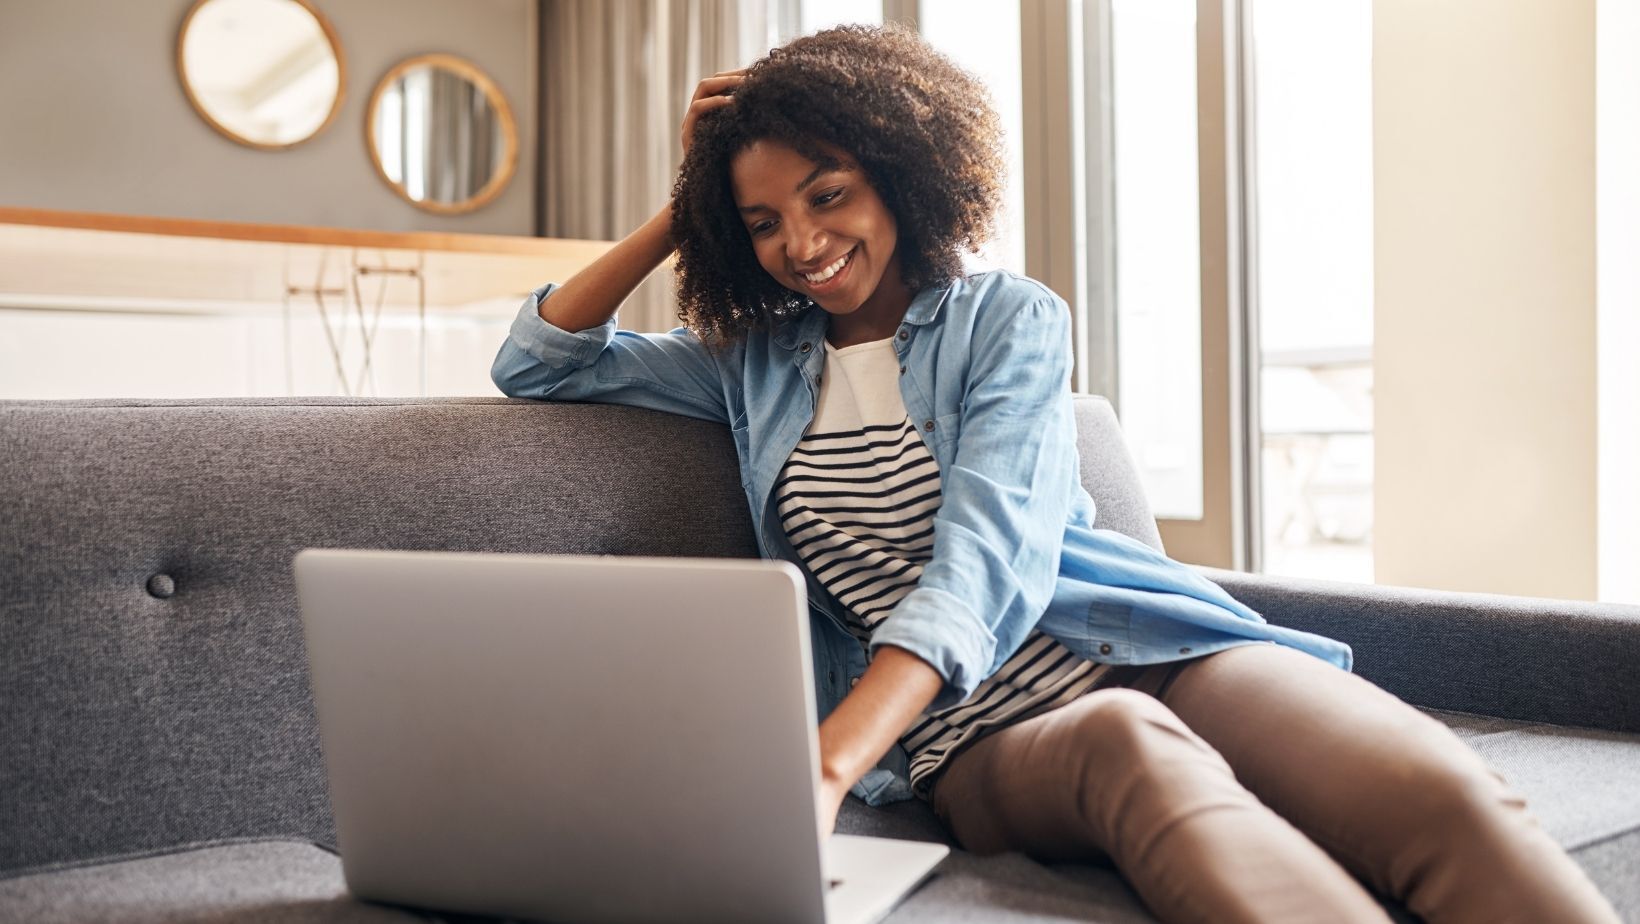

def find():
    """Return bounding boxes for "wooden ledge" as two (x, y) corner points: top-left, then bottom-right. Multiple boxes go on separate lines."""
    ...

(0, 207), (611, 259)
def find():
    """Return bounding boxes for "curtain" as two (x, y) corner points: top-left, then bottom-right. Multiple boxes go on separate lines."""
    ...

(424, 69), (497, 203)
(539, 0), (774, 332)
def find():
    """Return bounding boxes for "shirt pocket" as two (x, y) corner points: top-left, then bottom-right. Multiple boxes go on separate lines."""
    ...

(932, 409), (963, 452)
(1085, 602), (1136, 662)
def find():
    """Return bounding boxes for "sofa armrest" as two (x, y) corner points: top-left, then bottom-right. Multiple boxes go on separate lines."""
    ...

(1191, 565), (1640, 734)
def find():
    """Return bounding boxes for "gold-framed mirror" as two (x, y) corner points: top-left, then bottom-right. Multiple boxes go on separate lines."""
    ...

(366, 54), (519, 215)
(176, 0), (345, 150)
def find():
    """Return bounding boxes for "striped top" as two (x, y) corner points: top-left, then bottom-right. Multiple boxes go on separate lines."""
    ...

(775, 334), (1120, 795)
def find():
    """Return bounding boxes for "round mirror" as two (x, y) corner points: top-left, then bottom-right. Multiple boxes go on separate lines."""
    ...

(366, 54), (519, 215)
(176, 0), (344, 150)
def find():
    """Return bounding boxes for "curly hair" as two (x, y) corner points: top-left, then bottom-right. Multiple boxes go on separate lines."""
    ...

(670, 23), (1006, 350)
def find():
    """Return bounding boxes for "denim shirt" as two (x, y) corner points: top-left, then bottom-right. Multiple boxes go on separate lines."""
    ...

(491, 270), (1353, 806)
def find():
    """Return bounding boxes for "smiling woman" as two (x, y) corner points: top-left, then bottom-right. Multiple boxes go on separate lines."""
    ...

(729, 141), (906, 348)
(488, 22), (1623, 924)
(669, 24), (1005, 349)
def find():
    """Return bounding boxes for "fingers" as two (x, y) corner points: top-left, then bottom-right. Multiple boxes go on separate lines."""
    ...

(690, 73), (746, 104)
(682, 69), (748, 155)
(688, 95), (735, 115)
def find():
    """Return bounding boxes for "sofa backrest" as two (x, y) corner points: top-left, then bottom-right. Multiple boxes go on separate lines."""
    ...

(0, 394), (1158, 875)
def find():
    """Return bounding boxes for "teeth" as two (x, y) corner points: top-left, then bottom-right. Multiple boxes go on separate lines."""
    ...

(803, 249), (852, 284)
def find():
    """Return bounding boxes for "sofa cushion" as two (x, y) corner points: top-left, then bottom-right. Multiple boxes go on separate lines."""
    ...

(0, 840), (426, 923)
(0, 398), (759, 873)
(1433, 709), (1640, 851)
(9, 710), (1634, 923)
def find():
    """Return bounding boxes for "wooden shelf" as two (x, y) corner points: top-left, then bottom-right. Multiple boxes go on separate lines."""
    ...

(0, 207), (612, 316)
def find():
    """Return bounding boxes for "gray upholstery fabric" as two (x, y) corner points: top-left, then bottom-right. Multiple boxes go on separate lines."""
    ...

(0, 840), (427, 923)
(1431, 709), (1640, 849)
(1070, 396), (1166, 553)
(0, 399), (754, 873)
(3, 396), (1635, 923)
(1192, 565), (1640, 734)
(0, 840), (436, 919)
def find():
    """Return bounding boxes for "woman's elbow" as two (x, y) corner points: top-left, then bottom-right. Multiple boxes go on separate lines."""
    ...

(490, 344), (550, 399)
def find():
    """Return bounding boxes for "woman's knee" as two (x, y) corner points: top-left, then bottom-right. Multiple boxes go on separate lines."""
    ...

(1352, 735), (1526, 849)
(1415, 760), (1524, 827)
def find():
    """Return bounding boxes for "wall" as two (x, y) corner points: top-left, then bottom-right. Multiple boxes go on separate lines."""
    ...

(0, 308), (513, 400)
(0, 0), (536, 236)
(1373, 0), (1598, 599)
(1598, 0), (1640, 604)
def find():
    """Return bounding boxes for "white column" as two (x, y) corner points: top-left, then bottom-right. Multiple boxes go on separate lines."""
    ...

(1373, 0), (1598, 599)
(1598, 0), (1640, 604)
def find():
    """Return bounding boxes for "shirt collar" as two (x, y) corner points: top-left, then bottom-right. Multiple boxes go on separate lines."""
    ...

(772, 279), (956, 350)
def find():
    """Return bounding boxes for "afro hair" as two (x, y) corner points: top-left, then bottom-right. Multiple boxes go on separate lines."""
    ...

(670, 23), (1006, 349)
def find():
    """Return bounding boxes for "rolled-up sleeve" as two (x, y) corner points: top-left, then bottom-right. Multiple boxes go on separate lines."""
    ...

(869, 295), (1078, 709)
(490, 283), (732, 424)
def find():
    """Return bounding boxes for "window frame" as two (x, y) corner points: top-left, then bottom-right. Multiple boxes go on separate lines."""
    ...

(1020, 0), (1258, 570)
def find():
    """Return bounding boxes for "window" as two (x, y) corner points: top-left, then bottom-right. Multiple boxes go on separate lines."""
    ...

(1249, 0), (1374, 581)
(920, 0), (1026, 275)
(1109, 0), (1204, 520)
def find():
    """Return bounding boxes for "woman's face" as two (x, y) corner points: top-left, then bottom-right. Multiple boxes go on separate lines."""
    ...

(729, 140), (904, 321)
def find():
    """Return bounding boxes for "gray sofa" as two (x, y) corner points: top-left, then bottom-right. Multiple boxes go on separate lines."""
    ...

(2, 395), (1637, 923)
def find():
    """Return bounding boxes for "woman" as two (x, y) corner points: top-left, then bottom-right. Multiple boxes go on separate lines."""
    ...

(492, 25), (1618, 924)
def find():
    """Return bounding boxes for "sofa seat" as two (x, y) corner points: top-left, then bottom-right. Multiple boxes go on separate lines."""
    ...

(0, 840), (425, 923)
(8, 709), (1636, 924)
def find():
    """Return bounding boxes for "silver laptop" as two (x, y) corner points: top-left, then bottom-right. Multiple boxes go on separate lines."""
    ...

(294, 549), (947, 924)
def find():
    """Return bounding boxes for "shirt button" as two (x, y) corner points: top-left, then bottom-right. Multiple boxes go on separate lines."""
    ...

(850, 677), (860, 689)
(897, 329), (909, 341)
(828, 670), (837, 685)
(799, 341), (812, 353)
(923, 420), (935, 432)
(899, 365), (906, 375)
(1098, 643), (1113, 655)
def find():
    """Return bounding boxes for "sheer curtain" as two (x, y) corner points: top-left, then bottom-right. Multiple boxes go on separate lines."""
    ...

(539, 1), (775, 332)
(427, 70), (497, 203)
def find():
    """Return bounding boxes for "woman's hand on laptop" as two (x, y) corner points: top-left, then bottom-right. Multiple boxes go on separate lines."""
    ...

(816, 646), (945, 833)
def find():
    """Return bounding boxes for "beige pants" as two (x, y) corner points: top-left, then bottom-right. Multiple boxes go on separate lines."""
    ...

(928, 643), (1621, 924)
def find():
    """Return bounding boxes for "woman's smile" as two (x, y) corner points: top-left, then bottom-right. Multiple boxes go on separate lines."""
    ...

(798, 245), (857, 296)
(730, 139), (911, 344)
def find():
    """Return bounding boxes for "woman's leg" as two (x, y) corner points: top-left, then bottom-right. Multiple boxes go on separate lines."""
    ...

(1146, 643), (1621, 924)
(929, 685), (1395, 924)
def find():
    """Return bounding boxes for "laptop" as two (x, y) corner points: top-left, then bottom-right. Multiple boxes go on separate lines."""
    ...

(293, 549), (948, 924)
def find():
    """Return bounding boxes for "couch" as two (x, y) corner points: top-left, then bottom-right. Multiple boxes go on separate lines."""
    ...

(2, 395), (1636, 923)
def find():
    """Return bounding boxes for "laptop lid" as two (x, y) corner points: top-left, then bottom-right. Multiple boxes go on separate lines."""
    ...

(295, 549), (828, 924)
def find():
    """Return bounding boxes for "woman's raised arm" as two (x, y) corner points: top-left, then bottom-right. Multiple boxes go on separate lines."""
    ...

(536, 204), (675, 334)
(536, 69), (746, 333)
(490, 70), (752, 424)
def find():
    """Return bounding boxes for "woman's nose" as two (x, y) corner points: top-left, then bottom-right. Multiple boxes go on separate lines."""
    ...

(785, 220), (828, 263)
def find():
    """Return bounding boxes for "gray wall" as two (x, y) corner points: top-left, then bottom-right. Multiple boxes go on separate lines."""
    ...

(0, 0), (536, 236)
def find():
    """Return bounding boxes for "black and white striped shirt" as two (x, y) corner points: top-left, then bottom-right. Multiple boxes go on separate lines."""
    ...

(776, 334), (1122, 795)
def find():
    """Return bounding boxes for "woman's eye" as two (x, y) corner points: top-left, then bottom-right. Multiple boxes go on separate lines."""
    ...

(751, 221), (775, 235)
(815, 190), (842, 206)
